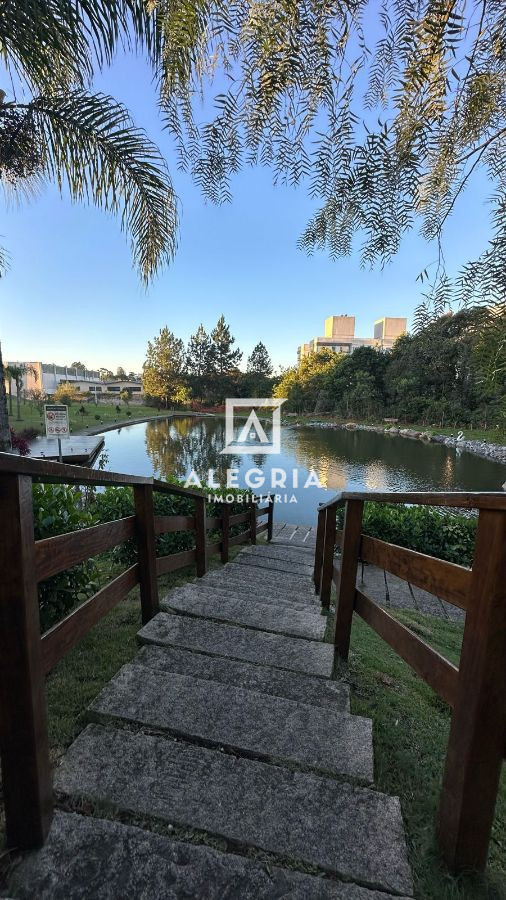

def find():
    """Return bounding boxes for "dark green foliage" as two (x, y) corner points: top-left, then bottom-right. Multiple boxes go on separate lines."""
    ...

(278, 309), (505, 428)
(32, 478), (254, 631)
(91, 481), (251, 566)
(33, 484), (99, 631)
(336, 503), (476, 567)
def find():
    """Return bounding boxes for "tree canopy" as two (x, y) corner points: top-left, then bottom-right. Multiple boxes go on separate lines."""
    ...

(275, 309), (506, 427)
(157, 1), (506, 321)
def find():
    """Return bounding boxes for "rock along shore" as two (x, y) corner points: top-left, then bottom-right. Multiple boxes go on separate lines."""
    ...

(288, 419), (506, 466)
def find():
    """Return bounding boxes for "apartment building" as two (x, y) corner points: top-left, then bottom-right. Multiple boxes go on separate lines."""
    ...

(297, 315), (407, 362)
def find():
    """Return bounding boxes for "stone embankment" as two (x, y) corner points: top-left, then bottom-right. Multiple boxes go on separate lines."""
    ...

(290, 420), (506, 466)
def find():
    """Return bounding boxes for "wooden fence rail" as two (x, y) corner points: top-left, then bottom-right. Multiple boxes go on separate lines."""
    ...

(0, 453), (273, 851)
(313, 489), (506, 875)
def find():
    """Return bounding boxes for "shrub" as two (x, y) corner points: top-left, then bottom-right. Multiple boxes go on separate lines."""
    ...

(10, 427), (30, 455)
(92, 480), (251, 566)
(33, 484), (99, 631)
(18, 426), (40, 440)
(336, 502), (476, 567)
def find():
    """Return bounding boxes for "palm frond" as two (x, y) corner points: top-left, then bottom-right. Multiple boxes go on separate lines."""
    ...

(0, 1), (161, 92)
(23, 91), (178, 281)
(0, 243), (10, 277)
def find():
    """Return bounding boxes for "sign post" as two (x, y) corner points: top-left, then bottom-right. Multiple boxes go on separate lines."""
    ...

(44, 404), (69, 463)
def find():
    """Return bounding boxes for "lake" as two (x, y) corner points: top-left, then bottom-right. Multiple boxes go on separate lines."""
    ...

(98, 415), (506, 525)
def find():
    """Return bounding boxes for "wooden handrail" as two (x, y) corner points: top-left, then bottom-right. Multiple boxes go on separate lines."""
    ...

(358, 535), (471, 611)
(336, 489), (506, 510)
(0, 456), (275, 853)
(0, 451), (151, 486)
(35, 516), (136, 582)
(312, 488), (506, 875)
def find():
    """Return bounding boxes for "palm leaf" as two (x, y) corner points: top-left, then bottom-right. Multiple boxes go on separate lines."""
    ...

(22, 91), (178, 281)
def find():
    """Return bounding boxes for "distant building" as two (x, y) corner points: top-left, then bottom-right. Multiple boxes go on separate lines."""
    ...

(297, 315), (407, 362)
(102, 378), (143, 396)
(4, 362), (144, 398)
(5, 361), (103, 396)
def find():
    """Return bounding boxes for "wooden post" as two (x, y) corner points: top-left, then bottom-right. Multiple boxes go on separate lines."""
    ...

(313, 504), (326, 595)
(221, 502), (230, 564)
(249, 498), (257, 545)
(133, 483), (159, 624)
(267, 493), (274, 541)
(334, 500), (364, 657)
(320, 502), (338, 610)
(438, 508), (506, 872)
(195, 495), (207, 576)
(0, 473), (53, 848)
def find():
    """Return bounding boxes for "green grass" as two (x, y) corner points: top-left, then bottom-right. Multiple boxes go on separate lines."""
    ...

(8, 402), (178, 435)
(334, 608), (506, 900)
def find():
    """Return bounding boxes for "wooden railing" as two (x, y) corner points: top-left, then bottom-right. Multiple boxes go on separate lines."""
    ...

(314, 489), (506, 875)
(0, 452), (274, 850)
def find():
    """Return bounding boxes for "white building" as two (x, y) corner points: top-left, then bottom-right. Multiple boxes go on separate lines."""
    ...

(5, 361), (103, 396)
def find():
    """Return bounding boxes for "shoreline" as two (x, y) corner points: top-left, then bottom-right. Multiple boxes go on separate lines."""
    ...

(84, 410), (213, 436)
(286, 419), (506, 467)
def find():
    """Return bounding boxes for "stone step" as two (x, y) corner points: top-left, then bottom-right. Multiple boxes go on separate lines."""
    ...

(8, 811), (410, 900)
(183, 576), (319, 607)
(90, 662), (371, 781)
(198, 573), (320, 606)
(138, 613), (334, 679)
(224, 561), (314, 592)
(202, 569), (317, 602)
(161, 586), (326, 641)
(234, 554), (314, 577)
(54, 725), (413, 897)
(132, 645), (350, 711)
(243, 544), (316, 563)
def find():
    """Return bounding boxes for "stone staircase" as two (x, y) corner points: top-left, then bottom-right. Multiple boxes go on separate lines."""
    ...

(7, 532), (413, 899)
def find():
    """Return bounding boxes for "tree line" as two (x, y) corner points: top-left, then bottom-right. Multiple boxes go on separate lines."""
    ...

(274, 310), (506, 430)
(143, 315), (275, 408)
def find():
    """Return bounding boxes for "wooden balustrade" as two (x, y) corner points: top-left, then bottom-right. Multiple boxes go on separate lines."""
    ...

(312, 488), (506, 875)
(0, 452), (273, 851)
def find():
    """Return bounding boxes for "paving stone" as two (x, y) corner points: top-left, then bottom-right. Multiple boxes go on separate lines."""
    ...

(162, 586), (326, 641)
(197, 575), (320, 607)
(225, 562), (315, 592)
(55, 725), (413, 897)
(202, 569), (317, 602)
(243, 544), (316, 564)
(235, 554), (314, 576)
(90, 663), (370, 780)
(139, 613), (334, 678)
(8, 811), (411, 900)
(132, 645), (350, 710)
(271, 524), (316, 548)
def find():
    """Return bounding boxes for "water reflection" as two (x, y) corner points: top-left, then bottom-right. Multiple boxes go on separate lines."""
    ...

(99, 416), (506, 525)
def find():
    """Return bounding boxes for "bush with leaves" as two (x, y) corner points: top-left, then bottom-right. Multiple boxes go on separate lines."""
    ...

(33, 484), (99, 631)
(92, 479), (257, 567)
(336, 503), (476, 568)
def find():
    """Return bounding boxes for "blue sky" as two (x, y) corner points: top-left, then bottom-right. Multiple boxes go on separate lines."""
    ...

(1, 49), (493, 373)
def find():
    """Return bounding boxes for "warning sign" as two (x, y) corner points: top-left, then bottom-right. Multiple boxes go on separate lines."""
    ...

(44, 404), (69, 438)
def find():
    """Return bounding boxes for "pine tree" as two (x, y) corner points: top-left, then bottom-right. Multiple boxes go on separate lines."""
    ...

(211, 315), (242, 376)
(142, 327), (186, 409)
(186, 324), (215, 402)
(247, 342), (273, 377)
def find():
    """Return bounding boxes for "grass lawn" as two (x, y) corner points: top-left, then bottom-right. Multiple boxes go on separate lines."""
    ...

(285, 414), (506, 445)
(7, 401), (178, 435)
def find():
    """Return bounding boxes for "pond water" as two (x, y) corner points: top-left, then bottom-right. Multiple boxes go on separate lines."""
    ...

(98, 415), (506, 525)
